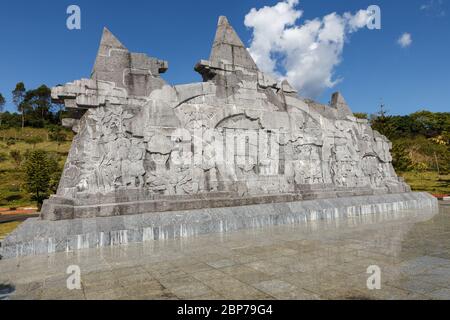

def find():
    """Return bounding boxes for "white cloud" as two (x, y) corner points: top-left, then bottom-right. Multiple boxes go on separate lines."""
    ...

(244, 0), (371, 99)
(421, 2), (431, 10)
(398, 33), (412, 48)
(421, 0), (446, 17)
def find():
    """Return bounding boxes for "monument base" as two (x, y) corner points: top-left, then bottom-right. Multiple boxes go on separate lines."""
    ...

(0, 192), (438, 259)
(40, 185), (406, 221)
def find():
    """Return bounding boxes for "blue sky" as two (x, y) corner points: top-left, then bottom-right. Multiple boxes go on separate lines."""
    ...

(0, 0), (449, 115)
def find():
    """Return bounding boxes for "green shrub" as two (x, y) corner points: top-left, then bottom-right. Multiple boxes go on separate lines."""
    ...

(9, 150), (22, 167)
(354, 113), (368, 120)
(0, 152), (8, 162)
(391, 143), (412, 172)
(24, 136), (44, 147)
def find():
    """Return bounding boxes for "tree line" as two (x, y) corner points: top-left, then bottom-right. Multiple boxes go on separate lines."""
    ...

(355, 108), (450, 174)
(0, 82), (65, 129)
(355, 110), (450, 142)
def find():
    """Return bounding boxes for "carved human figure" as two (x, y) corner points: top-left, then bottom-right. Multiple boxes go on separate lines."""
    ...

(129, 138), (146, 187)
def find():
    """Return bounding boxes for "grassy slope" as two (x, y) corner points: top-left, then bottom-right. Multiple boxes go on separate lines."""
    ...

(400, 171), (450, 195)
(0, 221), (21, 241)
(0, 128), (72, 207)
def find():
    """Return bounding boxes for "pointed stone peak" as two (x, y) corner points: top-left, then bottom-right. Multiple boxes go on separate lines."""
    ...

(217, 16), (230, 26)
(330, 92), (353, 117)
(209, 16), (258, 70)
(97, 27), (128, 56)
(213, 16), (244, 47)
(280, 80), (297, 94)
(92, 27), (129, 81)
(331, 92), (347, 106)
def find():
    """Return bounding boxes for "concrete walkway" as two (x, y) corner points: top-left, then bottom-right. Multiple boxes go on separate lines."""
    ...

(1, 204), (449, 300)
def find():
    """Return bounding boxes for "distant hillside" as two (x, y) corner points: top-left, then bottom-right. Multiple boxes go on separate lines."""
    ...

(355, 110), (450, 194)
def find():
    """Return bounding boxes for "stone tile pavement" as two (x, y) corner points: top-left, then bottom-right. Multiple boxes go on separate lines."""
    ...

(1, 203), (449, 300)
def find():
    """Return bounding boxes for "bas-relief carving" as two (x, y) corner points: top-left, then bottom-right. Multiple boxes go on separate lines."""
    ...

(60, 101), (401, 196)
(47, 16), (410, 220)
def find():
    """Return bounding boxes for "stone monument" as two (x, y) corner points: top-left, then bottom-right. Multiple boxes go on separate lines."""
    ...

(1, 17), (437, 258)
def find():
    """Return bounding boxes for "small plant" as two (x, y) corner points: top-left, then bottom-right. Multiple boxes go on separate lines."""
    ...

(24, 136), (44, 148)
(48, 126), (67, 142)
(48, 126), (68, 150)
(0, 152), (8, 162)
(353, 113), (369, 120)
(9, 150), (22, 167)
(412, 162), (429, 172)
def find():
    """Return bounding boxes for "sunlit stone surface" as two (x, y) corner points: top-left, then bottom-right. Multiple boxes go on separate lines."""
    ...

(41, 16), (412, 220)
(0, 16), (438, 258)
(0, 192), (437, 258)
(1, 203), (449, 300)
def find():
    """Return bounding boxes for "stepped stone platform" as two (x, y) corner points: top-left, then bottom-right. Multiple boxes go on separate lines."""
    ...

(43, 186), (380, 220)
(0, 192), (437, 259)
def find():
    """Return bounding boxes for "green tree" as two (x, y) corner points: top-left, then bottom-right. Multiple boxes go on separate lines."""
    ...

(12, 82), (26, 129)
(51, 101), (65, 125)
(0, 111), (21, 128)
(391, 143), (412, 172)
(370, 103), (394, 138)
(24, 85), (53, 125)
(24, 150), (59, 208)
(0, 93), (5, 127)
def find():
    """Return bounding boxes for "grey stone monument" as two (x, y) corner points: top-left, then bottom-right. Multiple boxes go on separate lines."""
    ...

(1, 17), (437, 258)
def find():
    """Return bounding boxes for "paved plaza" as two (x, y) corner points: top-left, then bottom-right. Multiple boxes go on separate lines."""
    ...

(1, 203), (449, 300)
